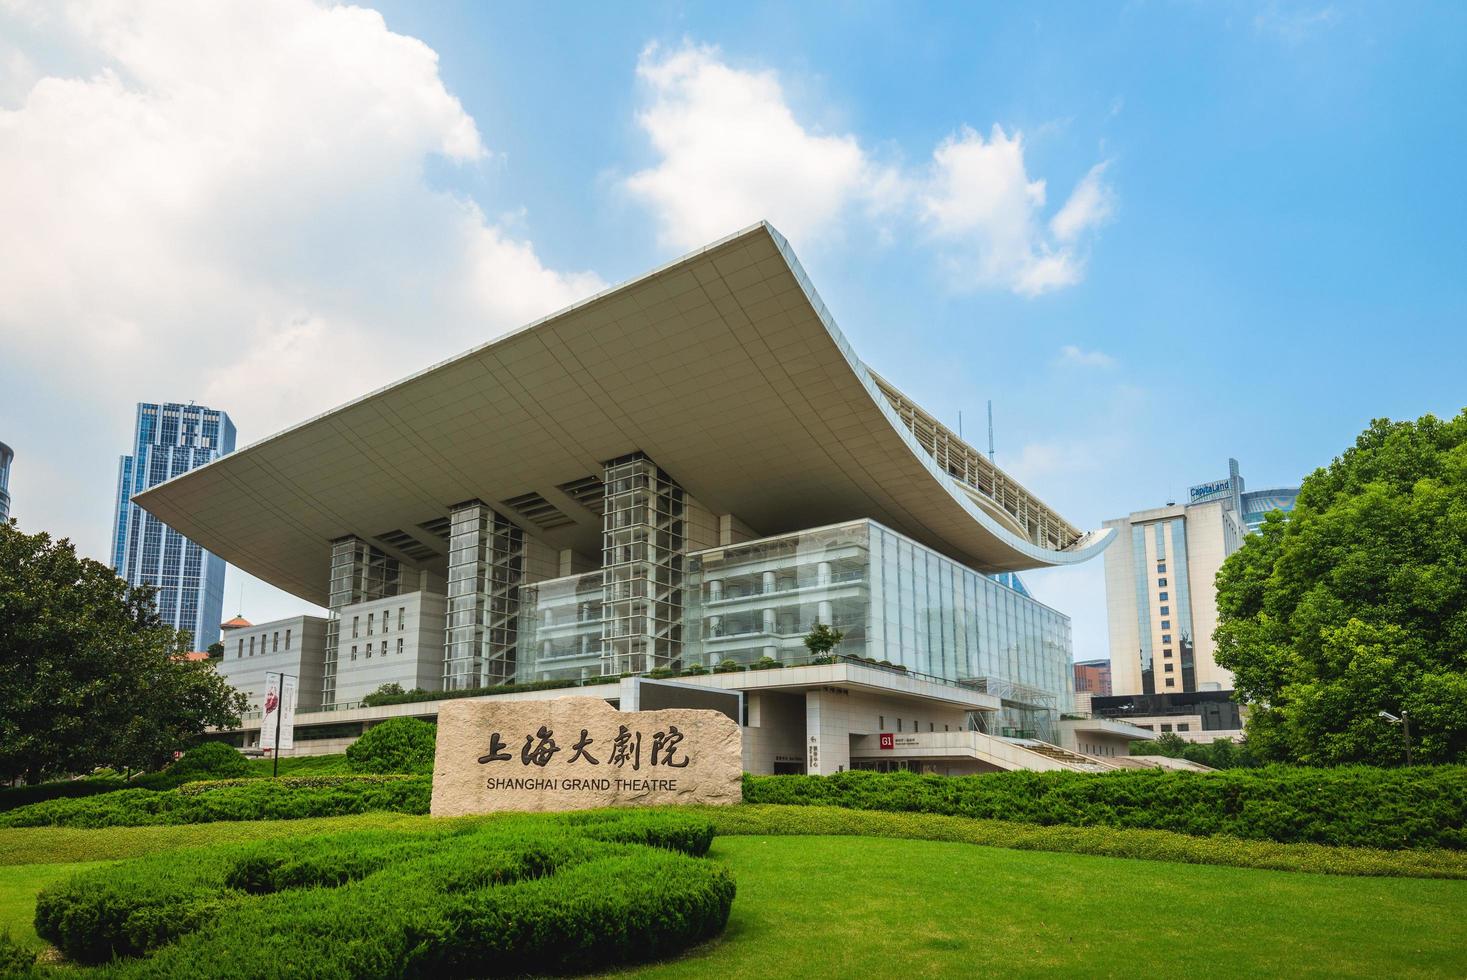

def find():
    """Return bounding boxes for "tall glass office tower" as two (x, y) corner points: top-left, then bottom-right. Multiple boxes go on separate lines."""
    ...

(0, 441), (13, 521)
(111, 403), (236, 648)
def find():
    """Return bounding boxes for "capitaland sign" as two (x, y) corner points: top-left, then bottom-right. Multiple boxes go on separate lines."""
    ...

(1188, 478), (1233, 504)
(430, 696), (742, 815)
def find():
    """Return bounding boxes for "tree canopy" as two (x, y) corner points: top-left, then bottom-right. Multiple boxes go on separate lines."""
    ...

(0, 522), (248, 783)
(1214, 410), (1467, 765)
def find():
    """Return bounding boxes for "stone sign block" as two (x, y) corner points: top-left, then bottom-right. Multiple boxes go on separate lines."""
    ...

(430, 696), (743, 815)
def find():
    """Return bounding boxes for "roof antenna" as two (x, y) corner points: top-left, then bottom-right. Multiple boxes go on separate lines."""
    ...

(987, 400), (996, 464)
(958, 410), (963, 440)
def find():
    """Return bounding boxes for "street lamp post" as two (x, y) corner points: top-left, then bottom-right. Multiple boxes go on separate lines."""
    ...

(1379, 710), (1413, 766)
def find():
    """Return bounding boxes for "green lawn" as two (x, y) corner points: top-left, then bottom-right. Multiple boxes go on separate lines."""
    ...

(3, 815), (1465, 976)
(614, 836), (1467, 979)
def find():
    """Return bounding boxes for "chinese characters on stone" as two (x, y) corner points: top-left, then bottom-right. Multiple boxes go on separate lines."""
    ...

(478, 724), (689, 769)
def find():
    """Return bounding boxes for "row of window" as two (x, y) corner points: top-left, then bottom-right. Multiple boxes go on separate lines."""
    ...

(236, 629), (293, 658)
(350, 638), (406, 660)
(877, 715), (953, 734)
(352, 608), (407, 639)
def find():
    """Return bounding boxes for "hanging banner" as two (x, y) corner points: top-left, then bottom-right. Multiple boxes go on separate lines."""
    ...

(259, 672), (298, 753)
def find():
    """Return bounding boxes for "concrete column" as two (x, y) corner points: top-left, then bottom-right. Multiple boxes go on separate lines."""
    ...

(708, 579), (723, 601)
(709, 615), (722, 637)
(762, 608), (776, 633)
(805, 689), (850, 775)
(763, 645), (778, 660)
(762, 571), (776, 594)
(817, 561), (832, 586)
(817, 600), (833, 624)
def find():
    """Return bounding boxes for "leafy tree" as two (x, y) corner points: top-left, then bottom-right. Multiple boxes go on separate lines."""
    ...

(1130, 733), (1260, 769)
(0, 524), (248, 783)
(803, 622), (845, 659)
(1214, 410), (1467, 765)
(206, 641), (225, 659)
(361, 682), (406, 707)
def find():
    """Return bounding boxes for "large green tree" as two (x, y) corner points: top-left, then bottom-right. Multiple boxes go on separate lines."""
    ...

(0, 522), (248, 783)
(1214, 410), (1467, 765)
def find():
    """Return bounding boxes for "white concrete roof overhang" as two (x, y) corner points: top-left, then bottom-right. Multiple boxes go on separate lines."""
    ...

(136, 223), (1113, 606)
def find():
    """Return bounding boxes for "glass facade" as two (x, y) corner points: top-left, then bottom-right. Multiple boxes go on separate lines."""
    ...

(110, 403), (235, 648)
(600, 454), (685, 675)
(518, 517), (1074, 735)
(321, 537), (400, 706)
(442, 501), (523, 690)
(0, 440), (11, 522)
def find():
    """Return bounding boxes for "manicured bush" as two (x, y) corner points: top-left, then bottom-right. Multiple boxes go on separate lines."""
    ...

(714, 659), (747, 674)
(698, 804), (1467, 879)
(0, 775), (430, 828)
(750, 657), (783, 671)
(163, 741), (251, 782)
(681, 664), (710, 675)
(34, 811), (733, 976)
(345, 717), (437, 775)
(742, 766), (1467, 850)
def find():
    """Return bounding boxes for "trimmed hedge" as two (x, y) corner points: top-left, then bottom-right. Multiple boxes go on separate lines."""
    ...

(742, 766), (1467, 850)
(0, 743), (252, 813)
(34, 810), (733, 976)
(0, 776), (430, 828)
(361, 675), (621, 708)
(699, 804), (1467, 879)
(346, 717), (437, 775)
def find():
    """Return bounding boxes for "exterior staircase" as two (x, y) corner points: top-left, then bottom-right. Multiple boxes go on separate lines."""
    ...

(1009, 739), (1118, 773)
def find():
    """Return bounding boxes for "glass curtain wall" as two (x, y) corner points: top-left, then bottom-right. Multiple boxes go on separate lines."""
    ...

(685, 520), (1074, 721)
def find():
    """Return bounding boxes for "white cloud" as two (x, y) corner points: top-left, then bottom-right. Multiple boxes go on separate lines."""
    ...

(0, 0), (601, 582)
(625, 42), (890, 250)
(623, 43), (1113, 297)
(1254, 5), (1340, 43)
(1057, 344), (1117, 369)
(919, 126), (1113, 296)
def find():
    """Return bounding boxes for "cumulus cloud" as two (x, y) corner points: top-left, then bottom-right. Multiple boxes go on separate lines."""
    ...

(919, 127), (1113, 296)
(0, 0), (600, 567)
(625, 42), (893, 250)
(624, 43), (1113, 296)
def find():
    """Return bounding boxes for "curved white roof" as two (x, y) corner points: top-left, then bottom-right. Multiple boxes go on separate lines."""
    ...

(137, 223), (1111, 604)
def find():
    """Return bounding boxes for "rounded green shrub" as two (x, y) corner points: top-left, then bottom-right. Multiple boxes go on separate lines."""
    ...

(345, 717), (437, 775)
(35, 811), (734, 976)
(165, 742), (251, 782)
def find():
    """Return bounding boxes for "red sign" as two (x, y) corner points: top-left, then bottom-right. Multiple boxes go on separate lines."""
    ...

(879, 733), (894, 750)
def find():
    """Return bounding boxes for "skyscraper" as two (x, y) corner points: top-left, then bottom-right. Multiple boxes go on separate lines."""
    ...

(112, 403), (236, 648)
(0, 441), (12, 521)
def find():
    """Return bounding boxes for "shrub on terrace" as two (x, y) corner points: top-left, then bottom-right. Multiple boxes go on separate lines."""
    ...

(345, 717), (437, 775)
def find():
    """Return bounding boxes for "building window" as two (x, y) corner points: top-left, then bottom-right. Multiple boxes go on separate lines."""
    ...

(1161, 620), (1171, 629)
(1178, 723), (1191, 732)
(1164, 663), (1174, 673)
(912, 719), (917, 733)
(399, 607), (405, 629)
(397, 638), (404, 655)
(1159, 591), (1169, 601)
(237, 639), (243, 658)
(248, 636), (255, 656)
(383, 609), (391, 632)
(1157, 561), (1166, 573)
(879, 715), (884, 729)
(1162, 723), (1173, 732)
(285, 629), (292, 650)
(1157, 577), (1168, 587)
(351, 645), (358, 661)
(1165, 678), (1175, 688)
(381, 641), (387, 657)
(272, 632), (279, 653)
(929, 722), (934, 732)
(367, 613), (374, 636)
(1163, 634), (1172, 644)
(897, 719), (902, 732)
(352, 616), (359, 639)
(1160, 605), (1170, 615)
(1164, 648), (1173, 658)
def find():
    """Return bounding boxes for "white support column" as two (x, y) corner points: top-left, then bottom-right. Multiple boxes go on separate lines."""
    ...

(708, 579), (723, 601)
(805, 689), (850, 775)
(817, 600), (833, 624)
(817, 561), (832, 586)
(762, 608), (776, 633)
(762, 571), (776, 594)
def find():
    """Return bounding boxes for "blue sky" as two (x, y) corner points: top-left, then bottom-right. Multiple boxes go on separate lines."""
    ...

(1, 1), (1463, 659)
